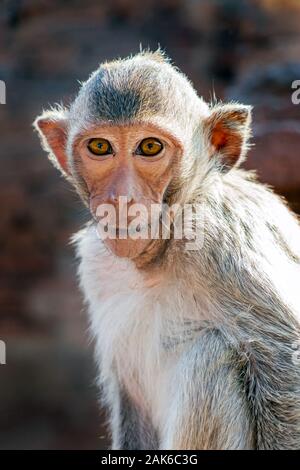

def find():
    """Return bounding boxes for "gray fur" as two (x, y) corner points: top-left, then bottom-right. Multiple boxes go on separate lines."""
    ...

(66, 50), (209, 151)
(116, 388), (159, 450)
(161, 329), (255, 449)
(177, 169), (300, 449)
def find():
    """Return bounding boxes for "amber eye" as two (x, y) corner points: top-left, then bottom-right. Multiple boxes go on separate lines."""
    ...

(137, 138), (163, 157)
(87, 138), (112, 156)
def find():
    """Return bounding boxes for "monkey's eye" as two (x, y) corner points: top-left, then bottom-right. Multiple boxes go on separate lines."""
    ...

(87, 138), (112, 156)
(136, 138), (163, 157)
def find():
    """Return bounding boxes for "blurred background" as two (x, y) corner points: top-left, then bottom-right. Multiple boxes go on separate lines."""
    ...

(0, 0), (300, 450)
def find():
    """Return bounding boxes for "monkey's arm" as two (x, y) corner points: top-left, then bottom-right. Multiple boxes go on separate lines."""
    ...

(227, 284), (300, 449)
(161, 329), (255, 450)
(191, 263), (300, 449)
(210, 252), (300, 449)
(197, 180), (300, 449)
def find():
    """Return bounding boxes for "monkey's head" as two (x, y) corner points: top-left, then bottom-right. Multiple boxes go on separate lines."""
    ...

(34, 50), (251, 260)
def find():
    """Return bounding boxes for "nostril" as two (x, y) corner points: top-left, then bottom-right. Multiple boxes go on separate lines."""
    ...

(108, 194), (134, 205)
(107, 193), (118, 204)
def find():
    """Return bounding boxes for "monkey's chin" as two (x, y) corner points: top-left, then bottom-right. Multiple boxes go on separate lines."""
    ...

(103, 238), (151, 259)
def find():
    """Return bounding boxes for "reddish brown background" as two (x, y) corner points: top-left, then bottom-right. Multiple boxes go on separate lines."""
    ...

(0, 0), (299, 449)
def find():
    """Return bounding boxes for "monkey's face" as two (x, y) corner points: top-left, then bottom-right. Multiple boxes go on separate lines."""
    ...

(34, 53), (251, 262)
(72, 123), (182, 259)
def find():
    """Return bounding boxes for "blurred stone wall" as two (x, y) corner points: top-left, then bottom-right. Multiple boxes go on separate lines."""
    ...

(0, 0), (299, 449)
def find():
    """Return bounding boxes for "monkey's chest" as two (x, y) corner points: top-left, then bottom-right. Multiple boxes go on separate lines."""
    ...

(96, 285), (180, 422)
(78, 235), (204, 428)
(115, 319), (176, 422)
(95, 285), (205, 432)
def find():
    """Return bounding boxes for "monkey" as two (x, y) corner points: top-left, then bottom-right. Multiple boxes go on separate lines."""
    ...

(34, 49), (300, 450)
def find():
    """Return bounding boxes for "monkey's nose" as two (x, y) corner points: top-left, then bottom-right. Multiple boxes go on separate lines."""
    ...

(107, 193), (134, 205)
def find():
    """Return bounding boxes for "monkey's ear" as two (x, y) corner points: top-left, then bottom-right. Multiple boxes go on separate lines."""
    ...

(33, 109), (70, 177)
(205, 103), (252, 169)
